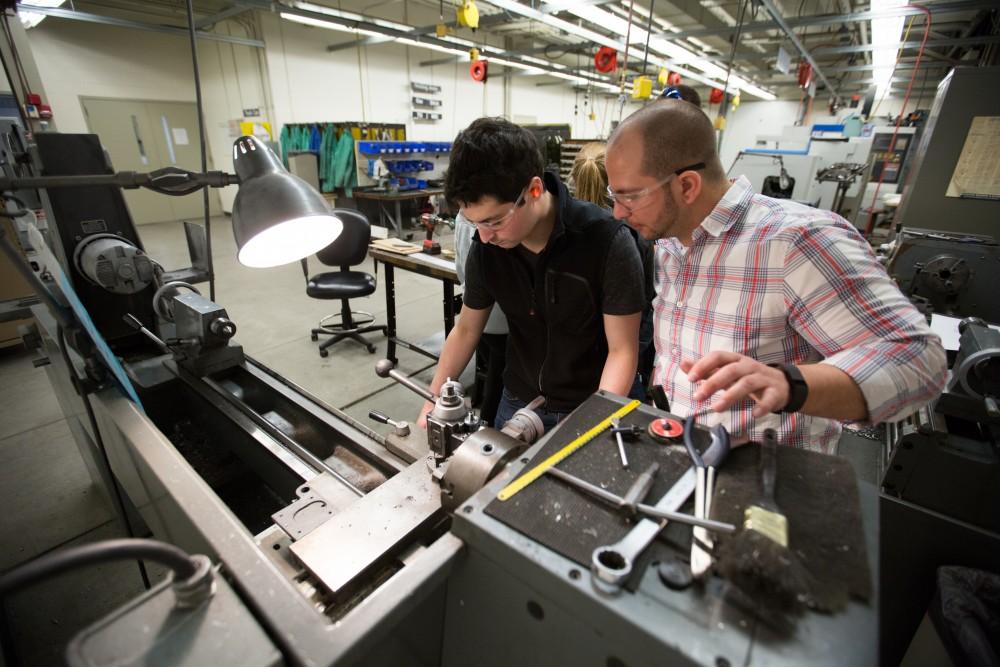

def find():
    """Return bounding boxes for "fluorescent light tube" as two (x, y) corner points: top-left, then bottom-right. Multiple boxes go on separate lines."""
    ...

(292, 1), (414, 33)
(19, 0), (64, 29)
(280, 13), (385, 37)
(870, 0), (908, 94)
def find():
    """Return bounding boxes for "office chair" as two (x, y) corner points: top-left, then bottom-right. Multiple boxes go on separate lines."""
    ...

(303, 208), (386, 356)
(762, 173), (795, 199)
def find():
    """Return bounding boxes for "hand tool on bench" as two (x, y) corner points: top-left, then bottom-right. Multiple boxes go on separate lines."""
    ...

(496, 400), (641, 501)
(590, 423), (731, 594)
(545, 465), (735, 533)
(683, 415), (730, 580)
(610, 417), (629, 468)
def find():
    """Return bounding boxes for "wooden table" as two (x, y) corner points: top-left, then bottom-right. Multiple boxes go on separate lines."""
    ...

(369, 246), (460, 365)
(354, 188), (444, 235)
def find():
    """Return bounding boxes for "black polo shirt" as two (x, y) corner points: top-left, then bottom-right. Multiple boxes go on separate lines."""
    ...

(463, 172), (645, 411)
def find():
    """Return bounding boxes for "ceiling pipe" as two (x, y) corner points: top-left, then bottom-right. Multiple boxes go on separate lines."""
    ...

(17, 3), (265, 47)
(667, 0), (991, 40)
(758, 0), (839, 97)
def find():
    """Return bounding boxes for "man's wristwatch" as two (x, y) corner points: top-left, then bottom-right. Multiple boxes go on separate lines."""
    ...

(771, 364), (809, 413)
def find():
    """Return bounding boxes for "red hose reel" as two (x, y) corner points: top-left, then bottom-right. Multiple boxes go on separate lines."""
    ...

(470, 59), (488, 82)
(594, 47), (617, 73)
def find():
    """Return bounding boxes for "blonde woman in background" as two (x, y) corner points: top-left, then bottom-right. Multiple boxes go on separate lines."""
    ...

(569, 143), (609, 208)
(571, 142), (657, 403)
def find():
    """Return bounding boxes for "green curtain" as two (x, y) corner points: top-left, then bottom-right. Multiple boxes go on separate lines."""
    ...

(281, 124), (358, 196)
(332, 131), (357, 197)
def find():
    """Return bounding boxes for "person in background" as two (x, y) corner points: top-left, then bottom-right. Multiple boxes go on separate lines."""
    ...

(453, 211), (508, 426)
(605, 100), (946, 453)
(418, 117), (644, 431)
(660, 84), (702, 107)
(568, 143), (608, 206)
(570, 142), (655, 402)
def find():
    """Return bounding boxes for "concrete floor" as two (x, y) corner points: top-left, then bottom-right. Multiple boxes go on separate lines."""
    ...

(0, 214), (461, 665)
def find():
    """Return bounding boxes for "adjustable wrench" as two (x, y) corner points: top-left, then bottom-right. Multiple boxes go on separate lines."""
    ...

(591, 421), (731, 594)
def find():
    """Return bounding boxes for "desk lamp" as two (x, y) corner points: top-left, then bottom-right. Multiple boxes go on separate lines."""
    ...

(231, 135), (342, 268)
(0, 135), (343, 270)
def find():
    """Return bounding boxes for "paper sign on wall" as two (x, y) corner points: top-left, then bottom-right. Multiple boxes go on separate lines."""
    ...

(946, 116), (1000, 200)
(239, 121), (272, 141)
(172, 127), (189, 145)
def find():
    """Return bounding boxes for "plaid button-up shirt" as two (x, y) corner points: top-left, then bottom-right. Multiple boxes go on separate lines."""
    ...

(652, 176), (946, 453)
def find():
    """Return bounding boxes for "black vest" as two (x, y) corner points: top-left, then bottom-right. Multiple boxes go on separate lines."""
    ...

(471, 172), (623, 412)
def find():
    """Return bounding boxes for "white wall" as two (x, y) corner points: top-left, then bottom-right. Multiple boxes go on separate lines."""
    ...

(30, 20), (197, 133)
(259, 10), (509, 141)
(27, 16), (266, 210)
(26, 2), (616, 207)
(258, 5), (623, 141)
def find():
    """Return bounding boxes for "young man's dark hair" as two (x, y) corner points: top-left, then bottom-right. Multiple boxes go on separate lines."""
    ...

(444, 117), (544, 206)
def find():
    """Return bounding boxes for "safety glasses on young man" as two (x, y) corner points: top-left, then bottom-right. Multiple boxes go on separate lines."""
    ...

(465, 185), (529, 231)
(606, 162), (706, 213)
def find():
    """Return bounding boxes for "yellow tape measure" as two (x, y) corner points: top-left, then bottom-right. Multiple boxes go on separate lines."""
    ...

(497, 399), (642, 501)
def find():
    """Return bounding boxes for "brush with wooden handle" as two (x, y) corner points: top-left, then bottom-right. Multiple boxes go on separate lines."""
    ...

(745, 428), (787, 546)
(716, 428), (814, 610)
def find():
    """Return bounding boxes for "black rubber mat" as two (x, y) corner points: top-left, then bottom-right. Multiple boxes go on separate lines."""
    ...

(710, 442), (873, 609)
(486, 393), (872, 606)
(485, 394), (711, 571)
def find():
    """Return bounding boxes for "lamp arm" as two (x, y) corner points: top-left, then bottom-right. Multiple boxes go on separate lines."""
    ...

(145, 168), (240, 195)
(0, 169), (240, 196)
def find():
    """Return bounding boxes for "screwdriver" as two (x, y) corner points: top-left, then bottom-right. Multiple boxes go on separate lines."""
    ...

(611, 417), (629, 468)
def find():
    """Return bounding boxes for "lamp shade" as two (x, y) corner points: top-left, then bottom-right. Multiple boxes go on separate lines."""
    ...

(231, 135), (343, 268)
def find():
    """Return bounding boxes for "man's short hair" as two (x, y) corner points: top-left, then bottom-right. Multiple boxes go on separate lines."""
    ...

(444, 117), (545, 206)
(609, 100), (725, 182)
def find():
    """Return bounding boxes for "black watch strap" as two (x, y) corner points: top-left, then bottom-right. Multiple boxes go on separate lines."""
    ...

(771, 363), (808, 414)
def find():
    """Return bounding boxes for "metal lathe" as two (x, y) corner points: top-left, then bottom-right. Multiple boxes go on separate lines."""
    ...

(5, 132), (878, 666)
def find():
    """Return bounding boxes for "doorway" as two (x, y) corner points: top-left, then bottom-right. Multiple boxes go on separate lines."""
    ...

(81, 97), (221, 225)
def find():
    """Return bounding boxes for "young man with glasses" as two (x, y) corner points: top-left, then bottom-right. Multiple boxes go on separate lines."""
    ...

(418, 117), (645, 431)
(605, 100), (946, 454)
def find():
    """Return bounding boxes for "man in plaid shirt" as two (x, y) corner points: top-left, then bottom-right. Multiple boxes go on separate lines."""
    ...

(605, 101), (946, 453)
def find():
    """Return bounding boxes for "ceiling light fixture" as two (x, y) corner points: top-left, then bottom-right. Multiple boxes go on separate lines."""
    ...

(485, 0), (774, 100)
(18, 0), (64, 29)
(870, 0), (909, 95)
(396, 37), (468, 57)
(279, 13), (385, 38)
(291, 1), (414, 33)
(280, 5), (638, 98)
(566, 4), (775, 100)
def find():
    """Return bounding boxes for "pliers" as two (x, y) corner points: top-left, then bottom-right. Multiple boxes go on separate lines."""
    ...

(682, 415), (730, 579)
